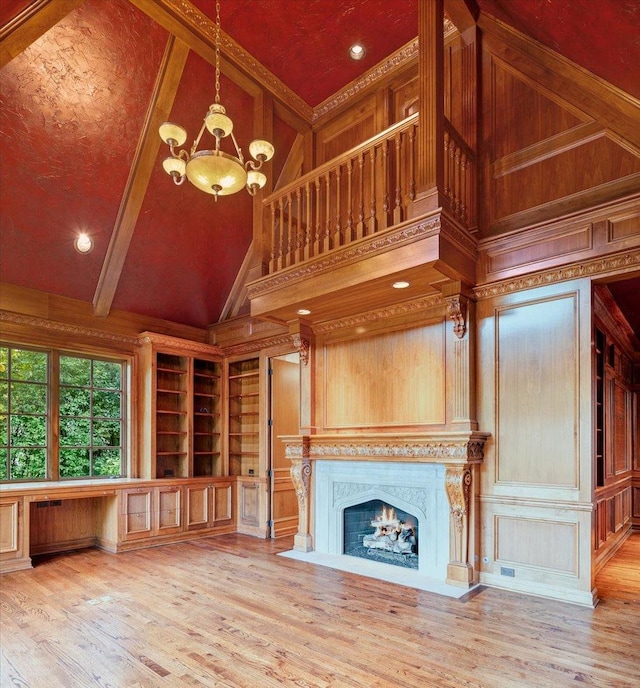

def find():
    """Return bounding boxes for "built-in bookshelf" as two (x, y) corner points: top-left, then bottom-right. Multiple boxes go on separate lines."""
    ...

(192, 358), (222, 477)
(228, 358), (260, 477)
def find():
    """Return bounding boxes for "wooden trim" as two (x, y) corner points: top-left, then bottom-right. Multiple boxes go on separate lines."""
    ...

(218, 242), (254, 323)
(0, 0), (85, 68)
(479, 14), (640, 151)
(130, 0), (312, 122)
(491, 122), (604, 179)
(92, 35), (189, 318)
(312, 39), (419, 126)
(486, 174), (640, 238)
(474, 248), (640, 300)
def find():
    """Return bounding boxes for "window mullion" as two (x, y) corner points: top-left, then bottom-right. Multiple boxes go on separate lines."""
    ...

(50, 351), (60, 481)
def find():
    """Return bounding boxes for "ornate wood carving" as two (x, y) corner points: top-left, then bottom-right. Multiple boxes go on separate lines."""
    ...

(289, 436), (312, 552)
(445, 293), (468, 339)
(291, 334), (310, 366)
(0, 310), (140, 346)
(474, 248), (640, 300)
(444, 465), (474, 586)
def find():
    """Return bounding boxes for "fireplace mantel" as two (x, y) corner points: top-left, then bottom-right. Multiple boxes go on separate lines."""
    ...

(281, 431), (490, 464)
(282, 431), (490, 587)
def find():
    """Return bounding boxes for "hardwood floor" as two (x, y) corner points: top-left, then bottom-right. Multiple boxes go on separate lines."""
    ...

(1, 533), (638, 688)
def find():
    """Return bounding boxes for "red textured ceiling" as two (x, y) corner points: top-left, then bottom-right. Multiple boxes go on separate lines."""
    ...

(477, 0), (640, 100)
(1, 0), (638, 330)
(190, 0), (419, 107)
(112, 53), (256, 327)
(0, 0), (167, 302)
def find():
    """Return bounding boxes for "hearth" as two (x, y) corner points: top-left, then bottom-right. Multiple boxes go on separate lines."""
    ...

(344, 499), (418, 570)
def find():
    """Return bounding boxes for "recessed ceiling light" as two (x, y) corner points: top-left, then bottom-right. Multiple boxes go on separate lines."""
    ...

(349, 44), (366, 60)
(392, 281), (410, 289)
(297, 308), (311, 316)
(75, 233), (93, 253)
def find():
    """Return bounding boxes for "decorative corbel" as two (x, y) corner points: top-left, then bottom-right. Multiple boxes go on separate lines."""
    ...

(292, 333), (310, 366)
(445, 293), (468, 339)
(444, 465), (474, 586)
(288, 436), (313, 551)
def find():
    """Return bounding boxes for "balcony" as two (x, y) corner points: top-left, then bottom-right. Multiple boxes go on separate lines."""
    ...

(247, 114), (478, 325)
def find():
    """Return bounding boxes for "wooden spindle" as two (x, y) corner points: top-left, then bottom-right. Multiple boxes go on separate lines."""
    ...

(323, 173), (331, 253)
(304, 181), (311, 261)
(381, 139), (389, 230)
(394, 131), (402, 226)
(357, 152), (365, 239)
(409, 124), (416, 202)
(269, 201), (277, 274)
(368, 147), (376, 235)
(346, 158), (354, 243)
(314, 178), (321, 256)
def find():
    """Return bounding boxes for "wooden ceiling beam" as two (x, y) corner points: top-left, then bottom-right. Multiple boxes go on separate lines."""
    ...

(92, 35), (189, 318)
(0, 0), (85, 68)
(129, 0), (312, 123)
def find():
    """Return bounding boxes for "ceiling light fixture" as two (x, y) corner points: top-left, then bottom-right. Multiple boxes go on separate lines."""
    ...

(74, 233), (93, 253)
(392, 281), (410, 289)
(297, 308), (311, 316)
(158, 0), (274, 200)
(349, 43), (366, 60)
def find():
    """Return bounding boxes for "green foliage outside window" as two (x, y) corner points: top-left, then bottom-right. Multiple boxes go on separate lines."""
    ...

(0, 346), (125, 481)
(0, 347), (48, 480)
(59, 355), (123, 478)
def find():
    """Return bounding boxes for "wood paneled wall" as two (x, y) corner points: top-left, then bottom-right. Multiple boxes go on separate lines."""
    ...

(476, 278), (595, 605)
(479, 19), (640, 238)
(318, 319), (446, 432)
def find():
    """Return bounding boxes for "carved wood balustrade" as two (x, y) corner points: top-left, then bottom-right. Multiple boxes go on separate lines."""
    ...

(263, 114), (476, 275)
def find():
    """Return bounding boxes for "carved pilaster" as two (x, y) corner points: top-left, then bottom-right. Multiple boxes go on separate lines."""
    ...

(444, 465), (474, 586)
(290, 450), (313, 552)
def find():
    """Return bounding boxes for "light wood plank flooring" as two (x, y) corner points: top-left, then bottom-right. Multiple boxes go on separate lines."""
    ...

(1, 533), (638, 688)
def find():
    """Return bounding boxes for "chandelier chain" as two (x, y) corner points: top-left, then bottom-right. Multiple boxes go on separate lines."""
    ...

(215, 0), (221, 104)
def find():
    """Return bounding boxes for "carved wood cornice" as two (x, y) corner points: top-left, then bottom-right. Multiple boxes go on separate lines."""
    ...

(145, 0), (312, 122)
(0, 310), (140, 346)
(313, 294), (444, 334)
(247, 217), (443, 300)
(138, 331), (224, 356)
(312, 38), (419, 124)
(281, 432), (490, 464)
(220, 333), (291, 358)
(473, 249), (640, 300)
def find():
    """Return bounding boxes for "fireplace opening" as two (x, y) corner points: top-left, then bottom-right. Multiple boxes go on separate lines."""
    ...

(343, 499), (418, 570)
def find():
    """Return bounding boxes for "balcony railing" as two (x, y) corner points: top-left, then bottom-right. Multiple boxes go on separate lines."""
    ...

(263, 114), (475, 275)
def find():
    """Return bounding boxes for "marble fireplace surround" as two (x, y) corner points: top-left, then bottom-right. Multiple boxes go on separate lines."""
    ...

(281, 432), (490, 588)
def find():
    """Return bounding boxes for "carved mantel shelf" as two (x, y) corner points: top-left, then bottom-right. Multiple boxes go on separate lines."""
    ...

(282, 431), (490, 587)
(281, 431), (490, 464)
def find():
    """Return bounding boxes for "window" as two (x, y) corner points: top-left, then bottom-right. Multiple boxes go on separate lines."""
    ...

(0, 345), (126, 481)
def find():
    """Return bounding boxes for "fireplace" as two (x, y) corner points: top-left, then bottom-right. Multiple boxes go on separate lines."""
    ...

(282, 432), (489, 592)
(313, 459), (450, 581)
(344, 500), (419, 570)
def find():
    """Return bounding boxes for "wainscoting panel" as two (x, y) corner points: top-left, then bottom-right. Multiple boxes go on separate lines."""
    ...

(495, 515), (578, 575)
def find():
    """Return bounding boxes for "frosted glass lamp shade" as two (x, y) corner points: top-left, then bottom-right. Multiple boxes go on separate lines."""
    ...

(249, 139), (275, 162)
(205, 104), (233, 138)
(247, 169), (267, 190)
(159, 122), (187, 146)
(186, 150), (247, 196)
(162, 156), (187, 177)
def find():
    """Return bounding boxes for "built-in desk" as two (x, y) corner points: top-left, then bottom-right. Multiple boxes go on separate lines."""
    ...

(0, 477), (237, 574)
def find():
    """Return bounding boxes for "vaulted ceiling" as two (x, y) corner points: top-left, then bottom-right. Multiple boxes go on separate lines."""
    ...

(1, 0), (638, 330)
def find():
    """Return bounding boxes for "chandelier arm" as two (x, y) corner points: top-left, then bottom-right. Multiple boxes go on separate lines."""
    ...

(191, 120), (210, 156)
(229, 130), (245, 163)
(245, 158), (264, 172)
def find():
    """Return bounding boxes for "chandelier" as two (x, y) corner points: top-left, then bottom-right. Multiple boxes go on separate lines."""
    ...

(158, 0), (274, 199)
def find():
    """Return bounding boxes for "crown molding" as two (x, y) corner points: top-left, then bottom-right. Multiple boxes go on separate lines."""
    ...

(473, 249), (640, 300)
(0, 310), (140, 346)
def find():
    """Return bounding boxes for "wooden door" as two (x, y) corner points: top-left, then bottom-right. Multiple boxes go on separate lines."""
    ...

(269, 357), (300, 538)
